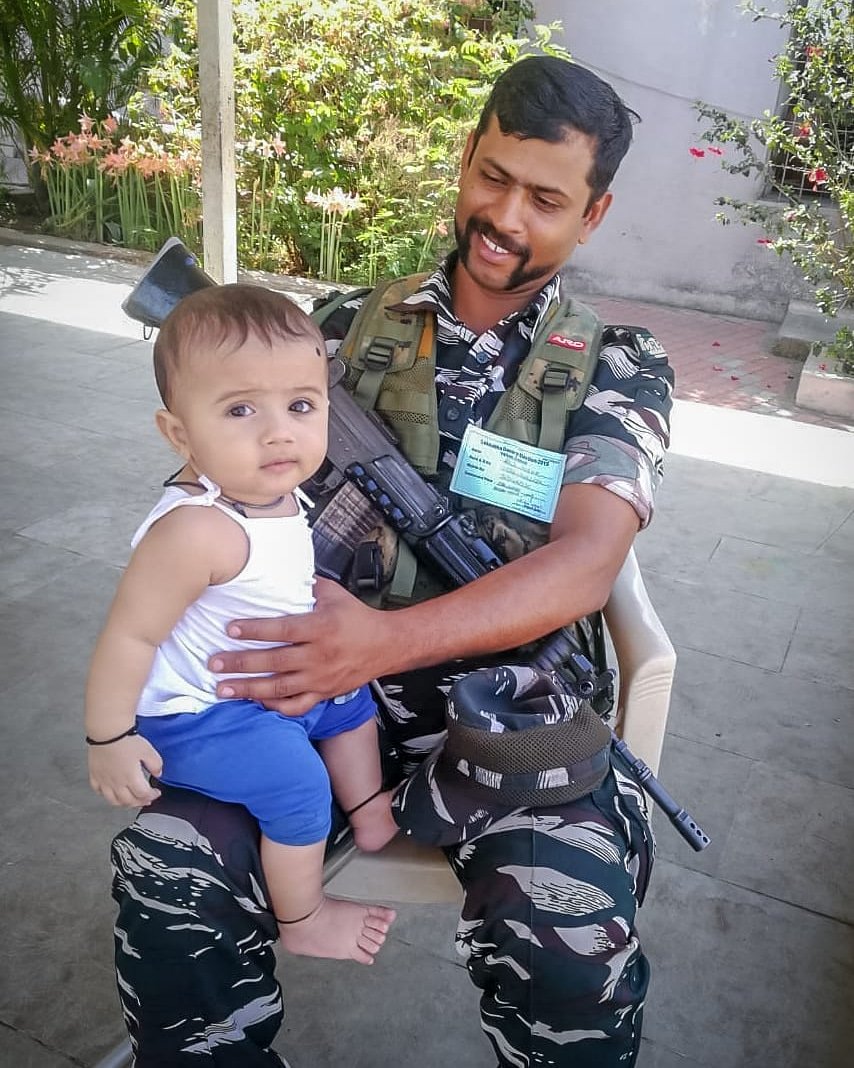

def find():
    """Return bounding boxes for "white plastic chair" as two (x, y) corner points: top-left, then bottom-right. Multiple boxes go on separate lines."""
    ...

(93, 546), (675, 1065)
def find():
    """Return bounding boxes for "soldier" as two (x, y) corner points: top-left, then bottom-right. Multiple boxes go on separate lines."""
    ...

(111, 54), (673, 1067)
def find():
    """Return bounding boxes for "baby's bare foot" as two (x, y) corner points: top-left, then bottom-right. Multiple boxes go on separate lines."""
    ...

(278, 896), (396, 965)
(348, 789), (399, 853)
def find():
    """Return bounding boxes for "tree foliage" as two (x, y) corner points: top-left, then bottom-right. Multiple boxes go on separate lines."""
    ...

(0, 0), (161, 155)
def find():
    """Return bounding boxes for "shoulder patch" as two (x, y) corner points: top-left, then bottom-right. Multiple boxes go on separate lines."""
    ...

(604, 325), (668, 361)
(547, 332), (587, 352)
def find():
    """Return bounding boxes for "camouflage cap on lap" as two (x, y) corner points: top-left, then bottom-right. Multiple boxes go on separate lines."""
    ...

(392, 665), (612, 846)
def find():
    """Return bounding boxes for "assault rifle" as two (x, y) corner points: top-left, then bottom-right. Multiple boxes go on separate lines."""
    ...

(121, 237), (710, 851)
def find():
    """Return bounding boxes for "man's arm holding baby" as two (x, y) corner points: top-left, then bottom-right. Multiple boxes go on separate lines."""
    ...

(211, 482), (639, 715)
(86, 507), (245, 806)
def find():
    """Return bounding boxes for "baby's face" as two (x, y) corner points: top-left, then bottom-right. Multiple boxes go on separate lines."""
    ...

(167, 330), (329, 505)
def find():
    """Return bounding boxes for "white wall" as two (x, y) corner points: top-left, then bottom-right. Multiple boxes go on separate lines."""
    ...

(536, 0), (797, 320)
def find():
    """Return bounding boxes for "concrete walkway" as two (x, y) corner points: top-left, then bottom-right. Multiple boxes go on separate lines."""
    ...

(0, 237), (852, 1068)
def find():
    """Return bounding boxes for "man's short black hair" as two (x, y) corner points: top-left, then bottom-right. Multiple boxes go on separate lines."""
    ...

(473, 55), (640, 204)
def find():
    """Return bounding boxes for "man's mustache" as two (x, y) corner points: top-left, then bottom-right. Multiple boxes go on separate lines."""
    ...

(468, 218), (529, 260)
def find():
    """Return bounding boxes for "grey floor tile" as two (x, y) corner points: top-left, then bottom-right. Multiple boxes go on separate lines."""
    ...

(0, 1028), (81, 1068)
(0, 379), (154, 444)
(657, 461), (851, 553)
(17, 500), (140, 569)
(0, 459), (90, 534)
(643, 572), (800, 672)
(668, 647), (854, 789)
(632, 520), (721, 582)
(0, 536), (89, 605)
(782, 604), (854, 692)
(707, 534), (854, 612)
(0, 558), (118, 687)
(817, 509), (854, 563)
(0, 405), (107, 469)
(716, 762), (854, 923)
(641, 861), (854, 1068)
(378, 900), (463, 965)
(651, 735), (753, 877)
(41, 432), (174, 503)
(272, 938), (492, 1068)
(638, 1037), (707, 1068)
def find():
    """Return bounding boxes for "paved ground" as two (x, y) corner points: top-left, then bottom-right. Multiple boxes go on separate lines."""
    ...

(0, 236), (852, 1068)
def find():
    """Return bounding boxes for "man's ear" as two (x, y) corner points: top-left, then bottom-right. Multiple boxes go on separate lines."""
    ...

(155, 408), (191, 459)
(459, 129), (476, 182)
(578, 192), (613, 244)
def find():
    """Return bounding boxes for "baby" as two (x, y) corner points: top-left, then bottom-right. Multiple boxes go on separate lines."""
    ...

(86, 283), (397, 964)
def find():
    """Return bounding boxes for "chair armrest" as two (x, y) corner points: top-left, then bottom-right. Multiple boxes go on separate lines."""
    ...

(602, 547), (676, 777)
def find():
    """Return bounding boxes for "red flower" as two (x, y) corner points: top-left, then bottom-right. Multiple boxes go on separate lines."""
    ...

(797, 122), (812, 138)
(806, 45), (822, 59)
(689, 147), (705, 158)
(707, 146), (724, 156)
(807, 167), (828, 187)
(756, 238), (773, 245)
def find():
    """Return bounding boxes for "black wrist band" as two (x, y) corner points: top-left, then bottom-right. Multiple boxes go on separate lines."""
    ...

(85, 725), (139, 746)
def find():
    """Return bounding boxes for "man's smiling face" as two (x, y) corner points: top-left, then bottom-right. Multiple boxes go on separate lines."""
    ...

(454, 114), (611, 303)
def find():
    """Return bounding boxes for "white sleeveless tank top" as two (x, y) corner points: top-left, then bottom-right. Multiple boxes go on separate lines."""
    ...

(133, 476), (315, 717)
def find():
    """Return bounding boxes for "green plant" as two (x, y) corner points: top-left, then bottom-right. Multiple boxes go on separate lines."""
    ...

(824, 326), (854, 376)
(30, 117), (200, 248)
(694, 0), (853, 356)
(0, 1), (161, 206)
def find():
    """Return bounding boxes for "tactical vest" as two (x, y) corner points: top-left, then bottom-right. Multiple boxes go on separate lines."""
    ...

(316, 274), (603, 477)
(312, 273), (609, 611)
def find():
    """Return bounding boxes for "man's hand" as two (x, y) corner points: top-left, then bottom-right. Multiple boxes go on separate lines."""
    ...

(88, 734), (163, 807)
(211, 579), (391, 715)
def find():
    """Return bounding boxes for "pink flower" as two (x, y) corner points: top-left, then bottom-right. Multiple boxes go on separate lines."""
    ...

(103, 115), (119, 135)
(689, 147), (705, 158)
(78, 113), (94, 134)
(796, 122), (812, 138)
(707, 147), (723, 156)
(756, 238), (773, 245)
(270, 133), (287, 158)
(99, 151), (130, 175)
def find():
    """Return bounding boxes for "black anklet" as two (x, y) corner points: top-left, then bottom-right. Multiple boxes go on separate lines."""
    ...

(275, 902), (323, 925)
(344, 787), (385, 818)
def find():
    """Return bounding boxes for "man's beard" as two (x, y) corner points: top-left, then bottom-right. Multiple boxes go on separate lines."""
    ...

(455, 216), (549, 293)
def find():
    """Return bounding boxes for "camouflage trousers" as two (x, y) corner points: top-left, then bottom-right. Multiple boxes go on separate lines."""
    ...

(110, 664), (654, 1067)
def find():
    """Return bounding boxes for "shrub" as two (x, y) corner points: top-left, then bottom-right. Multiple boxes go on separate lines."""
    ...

(0, 0), (161, 205)
(694, 0), (853, 358)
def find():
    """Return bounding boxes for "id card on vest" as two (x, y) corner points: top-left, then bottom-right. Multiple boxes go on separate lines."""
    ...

(449, 424), (566, 523)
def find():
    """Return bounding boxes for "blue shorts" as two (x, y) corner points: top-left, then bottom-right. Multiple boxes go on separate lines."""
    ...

(136, 687), (376, 846)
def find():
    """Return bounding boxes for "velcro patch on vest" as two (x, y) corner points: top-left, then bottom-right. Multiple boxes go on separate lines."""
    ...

(631, 328), (667, 359)
(546, 332), (587, 352)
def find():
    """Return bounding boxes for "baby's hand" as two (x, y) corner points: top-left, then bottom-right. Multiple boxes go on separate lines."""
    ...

(88, 733), (163, 807)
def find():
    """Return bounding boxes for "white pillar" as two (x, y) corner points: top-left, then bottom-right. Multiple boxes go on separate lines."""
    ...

(197, 0), (237, 283)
